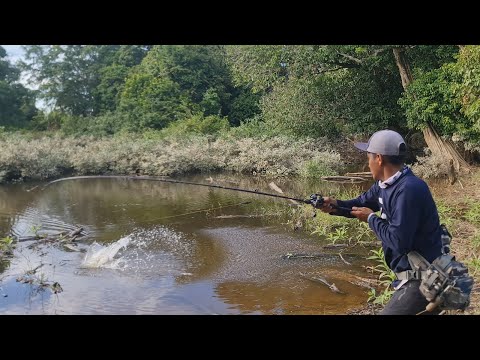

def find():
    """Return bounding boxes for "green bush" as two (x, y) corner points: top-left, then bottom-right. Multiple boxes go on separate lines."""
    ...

(161, 113), (230, 137)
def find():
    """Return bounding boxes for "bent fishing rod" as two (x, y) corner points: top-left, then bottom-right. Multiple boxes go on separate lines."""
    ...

(38, 175), (352, 212)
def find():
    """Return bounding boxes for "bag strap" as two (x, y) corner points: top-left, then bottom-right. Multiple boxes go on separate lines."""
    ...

(394, 251), (431, 280)
(395, 269), (428, 280)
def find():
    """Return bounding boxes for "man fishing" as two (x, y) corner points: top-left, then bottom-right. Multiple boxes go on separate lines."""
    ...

(318, 130), (443, 315)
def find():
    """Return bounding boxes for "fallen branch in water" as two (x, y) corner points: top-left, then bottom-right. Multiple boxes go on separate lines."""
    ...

(19, 227), (85, 243)
(323, 243), (349, 249)
(339, 252), (351, 265)
(321, 176), (368, 183)
(21, 227), (86, 253)
(16, 263), (63, 294)
(282, 252), (357, 263)
(344, 172), (372, 177)
(343, 172), (372, 180)
(282, 253), (327, 260)
(299, 273), (345, 294)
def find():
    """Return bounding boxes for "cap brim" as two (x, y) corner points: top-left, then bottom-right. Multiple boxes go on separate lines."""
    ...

(354, 142), (369, 152)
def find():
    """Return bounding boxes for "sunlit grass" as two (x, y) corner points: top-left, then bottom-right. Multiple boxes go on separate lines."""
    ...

(466, 254), (480, 276)
(465, 201), (480, 226)
(435, 199), (456, 229)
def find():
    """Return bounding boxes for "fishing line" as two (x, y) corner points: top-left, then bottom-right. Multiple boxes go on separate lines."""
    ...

(36, 175), (352, 212)
(137, 200), (252, 223)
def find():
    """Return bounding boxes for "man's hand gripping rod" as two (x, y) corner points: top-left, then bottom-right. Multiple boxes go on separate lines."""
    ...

(307, 194), (352, 212)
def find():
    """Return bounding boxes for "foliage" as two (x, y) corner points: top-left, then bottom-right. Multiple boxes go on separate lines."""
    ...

(227, 87), (261, 126)
(399, 64), (465, 133)
(160, 113), (230, 137)
(399, 46), (480, 151)
(457, 46), (480, 119)
(119, 46), (235, 127)
(367, 247), (396, 305)
(120, 72), (190, 130)
(326, 227), (348, 244)
(226, 115), (283, 139)
(225, 45), (288, 93)
(299, 158), (338, 178)
(407, 45), (458, 73)
(260, 77), (343, 137)
(20, 45), (149, 116)
(228, 45), (407, 138)
(454, 46), (480, 151)
(0, 46), (37, 128)
(0, 236), (15, 252)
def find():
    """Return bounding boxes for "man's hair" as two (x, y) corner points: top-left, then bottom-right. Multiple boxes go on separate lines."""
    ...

(368, 143), (406, 165)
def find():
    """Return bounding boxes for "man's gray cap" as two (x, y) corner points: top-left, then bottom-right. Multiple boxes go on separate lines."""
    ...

(354, 130), (406, 156)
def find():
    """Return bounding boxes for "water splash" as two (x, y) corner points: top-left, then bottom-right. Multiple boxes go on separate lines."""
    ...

(79, 226), (194, 273)
(81, 236), (131, 269)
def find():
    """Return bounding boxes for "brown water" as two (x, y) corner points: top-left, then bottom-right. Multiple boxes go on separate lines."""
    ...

(0, 175), (374, 314)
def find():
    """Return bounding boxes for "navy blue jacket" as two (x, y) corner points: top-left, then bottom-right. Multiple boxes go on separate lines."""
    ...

(336, 167), (443, 273)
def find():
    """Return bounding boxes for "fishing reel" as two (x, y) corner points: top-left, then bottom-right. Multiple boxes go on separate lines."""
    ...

(306, 194), (325, 218)
(307, 194), (352, 212)
(307, 193), (325, 209)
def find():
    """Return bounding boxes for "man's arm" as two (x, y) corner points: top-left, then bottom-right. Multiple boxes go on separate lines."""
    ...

(367, 188), (420, 254)
(327, 185), (380, 218)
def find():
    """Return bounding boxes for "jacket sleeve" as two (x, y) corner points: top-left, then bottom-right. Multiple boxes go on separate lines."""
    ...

(367, 188), (419, 254)
(333, 185), (380, 218)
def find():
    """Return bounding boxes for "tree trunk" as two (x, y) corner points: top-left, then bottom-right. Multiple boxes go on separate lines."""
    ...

(393, 47), (470, 173)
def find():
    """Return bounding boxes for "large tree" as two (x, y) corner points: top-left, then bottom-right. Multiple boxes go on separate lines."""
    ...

(393, 46), (469, 172)
(20, 45), (149, 116)
(226, 45), (468, 169)
(226, 45), (406, 137)
(119, 45), (239, 129)
(0, 46), (36, 128)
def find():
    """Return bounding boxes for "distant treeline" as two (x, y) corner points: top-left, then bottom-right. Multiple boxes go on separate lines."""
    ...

(1, 45), (480, 155)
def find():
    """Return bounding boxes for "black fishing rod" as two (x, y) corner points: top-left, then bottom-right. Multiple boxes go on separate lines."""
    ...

(39, 175), (352, 212)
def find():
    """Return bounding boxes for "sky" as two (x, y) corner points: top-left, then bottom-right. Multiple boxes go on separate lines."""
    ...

(1, 45), (26, 63)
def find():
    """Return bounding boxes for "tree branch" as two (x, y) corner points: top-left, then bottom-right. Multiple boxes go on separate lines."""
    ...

(337, 52), (363, 65)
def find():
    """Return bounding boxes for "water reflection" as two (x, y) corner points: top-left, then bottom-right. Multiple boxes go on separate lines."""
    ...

(214, 278), (367, 315)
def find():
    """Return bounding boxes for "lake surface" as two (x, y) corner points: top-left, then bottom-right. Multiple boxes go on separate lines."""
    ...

(0, 174), (374, 314)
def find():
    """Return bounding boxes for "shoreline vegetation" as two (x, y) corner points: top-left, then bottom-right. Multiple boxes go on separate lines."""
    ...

(0, 133), (345, 183)
(1, 133), (478, 314)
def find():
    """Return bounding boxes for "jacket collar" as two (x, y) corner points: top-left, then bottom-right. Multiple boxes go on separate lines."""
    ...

(378, 166), (410, 189)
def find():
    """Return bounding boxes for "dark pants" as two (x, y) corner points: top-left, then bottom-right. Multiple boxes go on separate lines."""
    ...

(380, 280), (441, 315)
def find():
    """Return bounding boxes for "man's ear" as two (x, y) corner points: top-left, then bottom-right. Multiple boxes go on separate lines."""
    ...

(377, 154), (384, 166)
